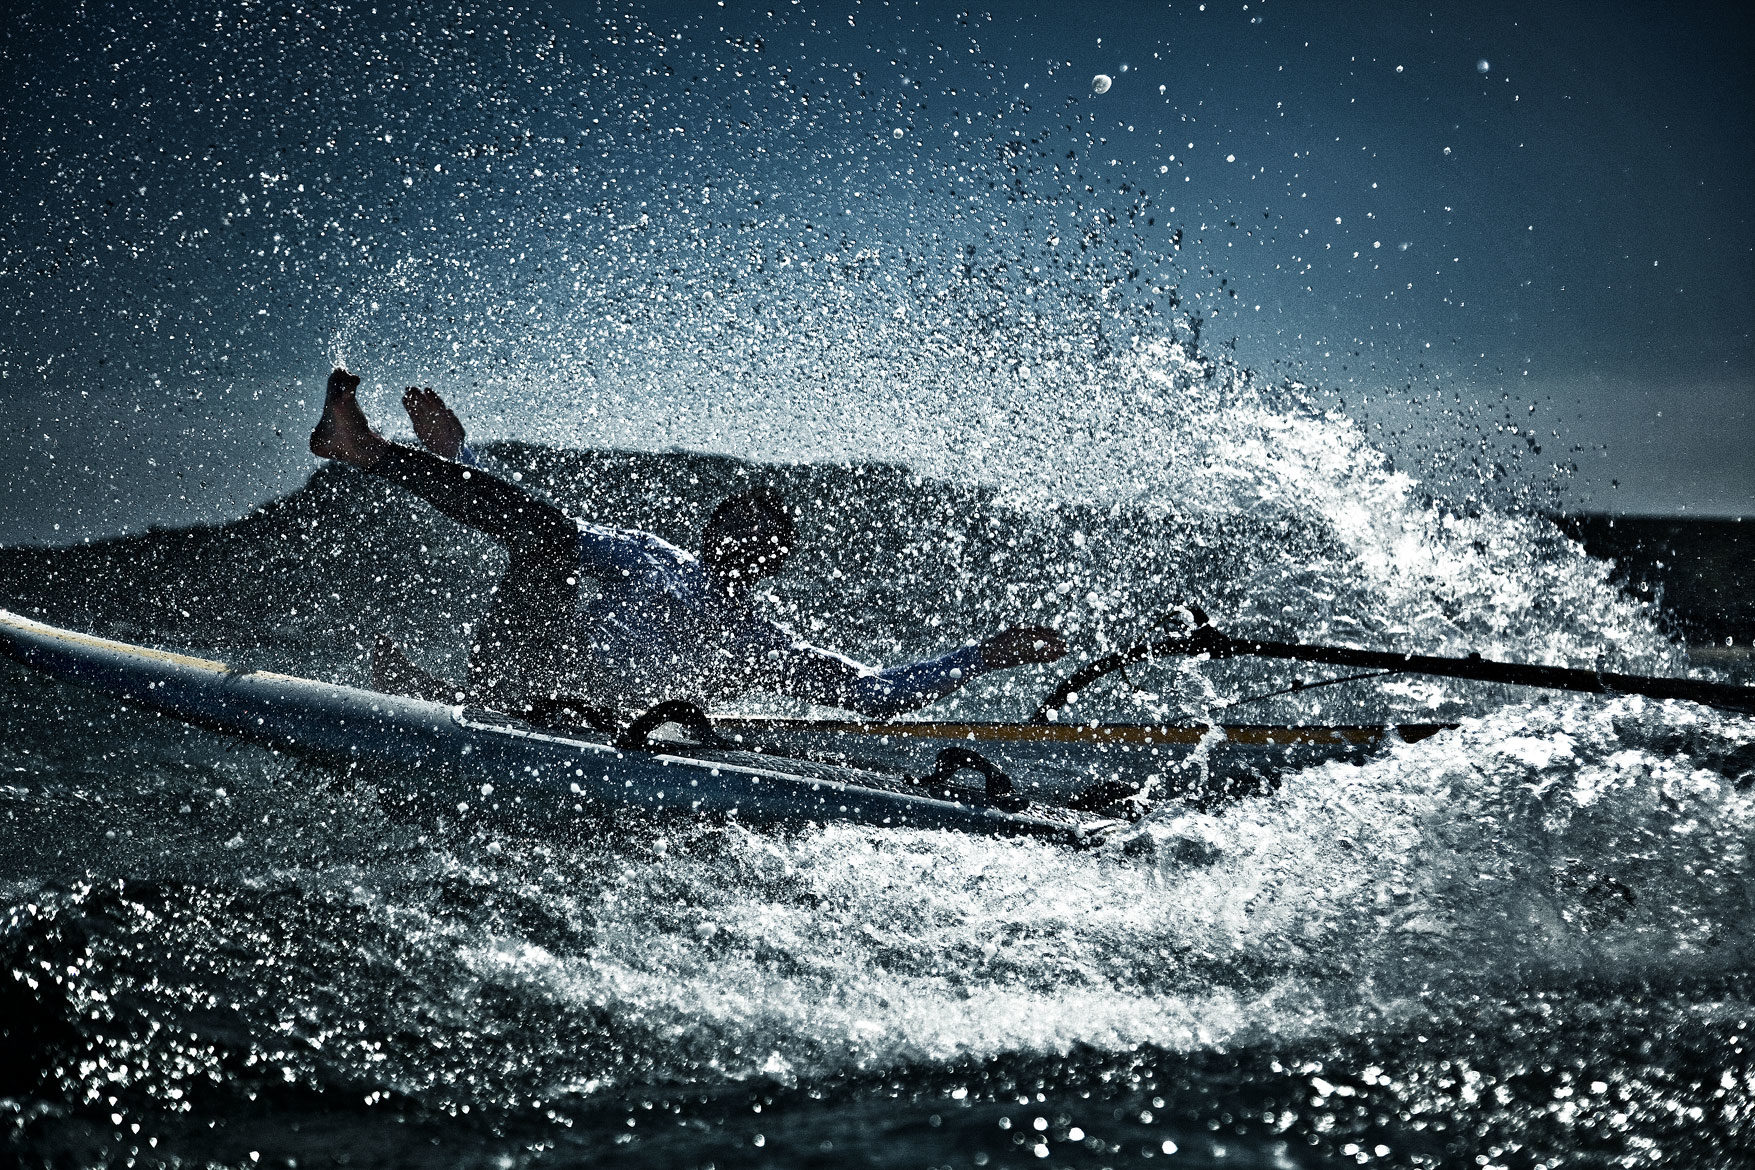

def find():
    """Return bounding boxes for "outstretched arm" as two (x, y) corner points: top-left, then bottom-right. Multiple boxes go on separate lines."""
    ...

(765, 625), (1066, 718)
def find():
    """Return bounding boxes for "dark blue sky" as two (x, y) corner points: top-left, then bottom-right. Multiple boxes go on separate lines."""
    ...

(0, 0), (1749, 545)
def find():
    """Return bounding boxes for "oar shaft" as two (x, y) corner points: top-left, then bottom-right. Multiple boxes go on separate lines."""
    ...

(1030, 629), (1755, 721)
(1211, 637), (1754, 711)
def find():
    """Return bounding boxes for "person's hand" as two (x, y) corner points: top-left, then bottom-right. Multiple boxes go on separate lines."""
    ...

(979, 625), (1068, 669)
(328, 367), (361, 395)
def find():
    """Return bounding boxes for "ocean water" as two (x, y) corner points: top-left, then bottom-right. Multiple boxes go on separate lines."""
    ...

(3, 1), (1753, 1165)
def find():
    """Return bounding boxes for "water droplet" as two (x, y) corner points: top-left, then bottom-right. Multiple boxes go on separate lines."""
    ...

(1091, 74), (1112, 94)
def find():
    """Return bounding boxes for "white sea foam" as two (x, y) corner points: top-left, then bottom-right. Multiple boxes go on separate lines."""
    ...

(317, 694), (1751, 1093)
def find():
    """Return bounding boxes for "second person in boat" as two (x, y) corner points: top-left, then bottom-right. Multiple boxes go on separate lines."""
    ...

(309, 367), (1067, 726)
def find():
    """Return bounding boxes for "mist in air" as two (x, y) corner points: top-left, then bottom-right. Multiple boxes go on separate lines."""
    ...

(1, 0), (1749, 547)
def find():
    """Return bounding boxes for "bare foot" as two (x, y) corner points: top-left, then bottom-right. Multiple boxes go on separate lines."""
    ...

(402, 386), (467, 460)
(309, 368), (389, 467)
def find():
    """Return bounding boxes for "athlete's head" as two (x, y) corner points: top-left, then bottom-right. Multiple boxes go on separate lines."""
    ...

(701, 487), (795, 584)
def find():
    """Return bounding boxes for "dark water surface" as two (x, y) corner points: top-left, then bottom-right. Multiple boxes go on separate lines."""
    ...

(4, 449), (1753, 1168)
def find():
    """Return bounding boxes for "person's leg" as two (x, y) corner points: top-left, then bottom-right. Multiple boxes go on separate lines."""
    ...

(370, 444), (576, 550)
(312, 369), (573, 550)
(372, 635), (458, 703)
(464, 536), (582, 709)
(367, 449), (582, 709)
(311, 369), (581, 707)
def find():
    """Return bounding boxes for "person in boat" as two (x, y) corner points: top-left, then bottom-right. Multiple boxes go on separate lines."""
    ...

(309, 367), (1067, 726)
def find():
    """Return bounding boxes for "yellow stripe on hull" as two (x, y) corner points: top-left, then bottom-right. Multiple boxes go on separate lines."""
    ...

(716, 717), (1453, 746)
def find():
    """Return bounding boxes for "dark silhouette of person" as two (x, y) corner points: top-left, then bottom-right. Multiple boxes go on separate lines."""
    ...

(310, 368), (1066, 722)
